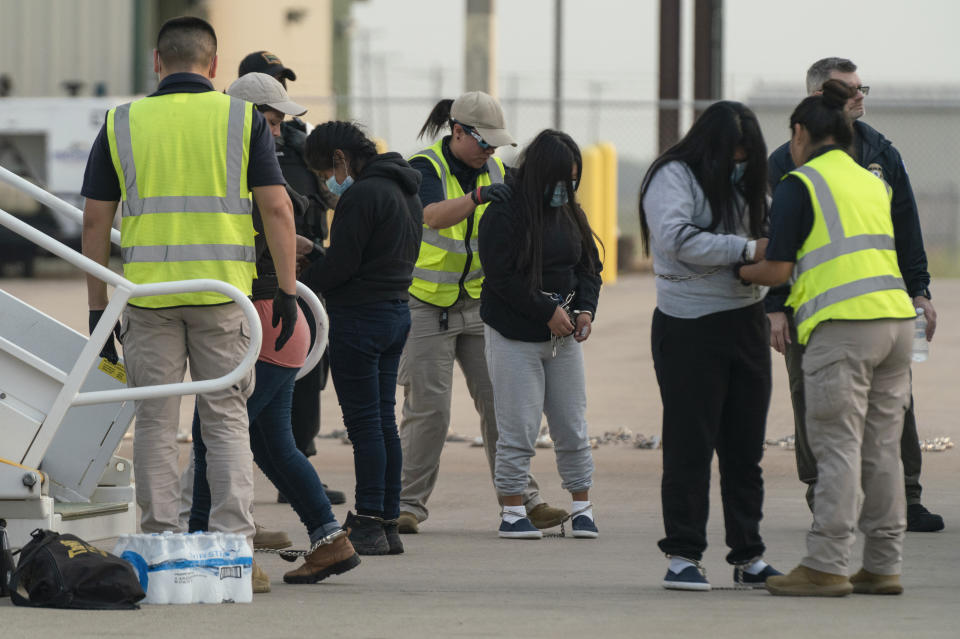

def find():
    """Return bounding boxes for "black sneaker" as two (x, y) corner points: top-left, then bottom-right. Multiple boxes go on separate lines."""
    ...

(344, 511), (390, 555)
(907, 504), (945, 532)
(323, 484), (347, 505)
(733, 563), (783, 588)
(383, 519), (404, 555)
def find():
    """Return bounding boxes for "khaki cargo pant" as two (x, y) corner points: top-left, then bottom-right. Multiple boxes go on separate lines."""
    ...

(122, 303), (256, 545)
(800, 319), (912, 577)
(397, 296), (542, 522)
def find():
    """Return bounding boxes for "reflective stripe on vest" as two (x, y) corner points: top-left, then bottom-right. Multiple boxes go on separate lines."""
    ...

(408, 140), (504, 306)
(785, 151), (914, 344)
(112, 100), (253, 218)
(107, 92), (256, 308)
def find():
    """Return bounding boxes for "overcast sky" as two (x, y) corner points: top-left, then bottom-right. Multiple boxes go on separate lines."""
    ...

(352, 0), (960, 101)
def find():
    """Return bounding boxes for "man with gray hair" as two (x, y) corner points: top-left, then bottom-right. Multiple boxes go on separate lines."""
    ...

(766, 57), (944, 533)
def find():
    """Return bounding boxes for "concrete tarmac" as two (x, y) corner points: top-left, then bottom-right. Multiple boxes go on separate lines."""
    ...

(1, 271), (957, 638)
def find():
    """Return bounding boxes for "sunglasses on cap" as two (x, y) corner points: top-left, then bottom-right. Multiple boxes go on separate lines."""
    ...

(452, 120), (494, 150)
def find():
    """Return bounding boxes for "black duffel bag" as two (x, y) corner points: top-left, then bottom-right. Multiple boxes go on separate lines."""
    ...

(9, 528), (145, 609)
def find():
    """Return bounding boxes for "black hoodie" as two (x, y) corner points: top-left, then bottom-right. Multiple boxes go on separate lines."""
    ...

(765, 120), (930, 312)
(302, 152), (424, 306)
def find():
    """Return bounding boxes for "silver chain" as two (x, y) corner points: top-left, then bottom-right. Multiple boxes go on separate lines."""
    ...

(254, 528), (346, 561)
(655, 266), (724, 282)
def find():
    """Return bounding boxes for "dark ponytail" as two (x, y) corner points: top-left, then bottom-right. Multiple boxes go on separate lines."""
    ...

(304, 121), (379, 176)
(789, 78), (855, 149)
(418, 99), (454, 140)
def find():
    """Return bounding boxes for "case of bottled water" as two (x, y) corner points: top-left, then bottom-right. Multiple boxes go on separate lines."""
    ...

(113, 531), (253, 604)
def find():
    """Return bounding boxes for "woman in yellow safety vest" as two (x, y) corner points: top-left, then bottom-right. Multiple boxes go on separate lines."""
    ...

(394, 92), (568, 535)
(740, 80), (917, 597)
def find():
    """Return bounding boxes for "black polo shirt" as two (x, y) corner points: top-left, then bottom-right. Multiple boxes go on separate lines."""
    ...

(81, 73), (284, 201)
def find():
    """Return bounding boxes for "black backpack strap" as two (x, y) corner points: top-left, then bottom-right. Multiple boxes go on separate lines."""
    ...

(8, 531), (60, 607)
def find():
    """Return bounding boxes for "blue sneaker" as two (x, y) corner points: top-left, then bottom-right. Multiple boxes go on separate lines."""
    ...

(734, 563), (783, 588)
(571, 515), (599, 539)
(663, 564), (710, 591)
(498, 517), (543, 539)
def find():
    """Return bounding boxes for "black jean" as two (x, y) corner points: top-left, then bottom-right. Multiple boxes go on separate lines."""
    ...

(327, 300), (410, 520)
(652, 303), (772, 564)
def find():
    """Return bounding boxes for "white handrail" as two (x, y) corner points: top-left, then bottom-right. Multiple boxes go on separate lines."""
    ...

(0, 163), (326, 380)
(0, 206), (263, 405)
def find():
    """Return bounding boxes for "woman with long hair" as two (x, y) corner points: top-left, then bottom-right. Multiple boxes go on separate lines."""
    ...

(479, 129), (602, 539)
(395, 92), (566, 535)
(740, 81), (916, 597)
(639, 101), (781, 590)
(301, 121), (423, 556)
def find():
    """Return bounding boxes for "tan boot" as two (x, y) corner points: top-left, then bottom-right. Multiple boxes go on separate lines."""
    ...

(766, 564), (853, 597)
(283, 534), (361, 584)
(850, 568), (903, 595)
(251, 560), (271, 594)
(397, 511), (419, 534)
(527, 503), (569, 530)
(253, 522), (292, 550)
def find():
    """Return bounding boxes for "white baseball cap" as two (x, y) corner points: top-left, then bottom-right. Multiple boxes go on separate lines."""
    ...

(227, 72), (307, 116)
(450, 91), (516, 147)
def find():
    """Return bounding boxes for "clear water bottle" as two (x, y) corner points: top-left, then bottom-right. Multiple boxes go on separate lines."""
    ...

(912, 308), (929, 363)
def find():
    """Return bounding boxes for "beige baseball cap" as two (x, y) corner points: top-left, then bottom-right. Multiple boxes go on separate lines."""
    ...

(450, 91), (516, 147)
(227, 72), (307, 116)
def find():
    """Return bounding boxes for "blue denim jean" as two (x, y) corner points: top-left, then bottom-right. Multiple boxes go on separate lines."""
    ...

(327, 299), (410, 520)
(191, 360), (337, 537)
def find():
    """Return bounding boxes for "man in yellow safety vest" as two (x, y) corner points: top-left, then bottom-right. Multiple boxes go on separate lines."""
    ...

(81, 17), (298, 565)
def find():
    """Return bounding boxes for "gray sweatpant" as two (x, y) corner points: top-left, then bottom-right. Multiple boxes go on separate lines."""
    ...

(484, 325), (594, 496)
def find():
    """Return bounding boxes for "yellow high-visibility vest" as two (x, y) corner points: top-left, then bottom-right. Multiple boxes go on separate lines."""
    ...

(786, 149), (915, 344)
(106, 91), (257, 308)
(408, 139), (504, 307)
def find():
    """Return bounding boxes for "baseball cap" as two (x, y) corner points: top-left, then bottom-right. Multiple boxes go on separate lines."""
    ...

(450, 91), (516, 147)
(227, 73), (307, 116)
(238, 50), (297, 82)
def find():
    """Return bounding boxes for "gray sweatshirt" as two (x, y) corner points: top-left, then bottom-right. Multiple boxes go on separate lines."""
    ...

(642, 161), (767, 319)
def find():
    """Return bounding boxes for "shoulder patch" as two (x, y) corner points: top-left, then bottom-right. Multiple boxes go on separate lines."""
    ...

(867, 163), (884, 181)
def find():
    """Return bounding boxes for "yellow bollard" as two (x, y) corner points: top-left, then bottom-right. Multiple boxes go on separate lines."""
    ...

(578, 144), (618, 284)
(597, 142), (618, 284)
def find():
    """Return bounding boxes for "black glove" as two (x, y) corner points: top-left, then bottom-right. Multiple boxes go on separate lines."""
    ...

(471, 183), (512, 205)
(88, 309), (122, 364)
(272, 289), (299, 351)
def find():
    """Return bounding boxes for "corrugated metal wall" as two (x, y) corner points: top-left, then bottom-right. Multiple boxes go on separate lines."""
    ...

(0, 0), (134, 97)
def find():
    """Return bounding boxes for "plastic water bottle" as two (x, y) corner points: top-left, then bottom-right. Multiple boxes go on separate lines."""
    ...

(912, 308), (929, 363)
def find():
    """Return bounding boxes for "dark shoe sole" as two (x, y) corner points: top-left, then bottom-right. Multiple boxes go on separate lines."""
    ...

(283, 553), (361, 584)
(353, 543), (391, 555)
(387, 544), (404, 555)
(325, 491), (347, 506)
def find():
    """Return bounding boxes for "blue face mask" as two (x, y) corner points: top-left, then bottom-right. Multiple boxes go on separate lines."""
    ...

(326, 174), (354, 196)
(731, 162), (747, 186)
(547, 181), (577, 208)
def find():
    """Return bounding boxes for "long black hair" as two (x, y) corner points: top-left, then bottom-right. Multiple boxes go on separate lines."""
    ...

(304, 121), (378, 176)
(790, 79), (855, 152)
(638, 101), (768, 256)
(418, 99), (455, 140)
(511, 129), (602, 292)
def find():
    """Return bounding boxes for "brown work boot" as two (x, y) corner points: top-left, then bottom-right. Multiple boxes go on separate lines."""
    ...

(283, 533), (361, 584)
(766, 564), (853, 597)
(254, 522), (292, 550)
(397, 511), (419, 534)
(850, 568), (903, 595)
(251, 560), (271, 593)
(527, 503), (569, 530)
